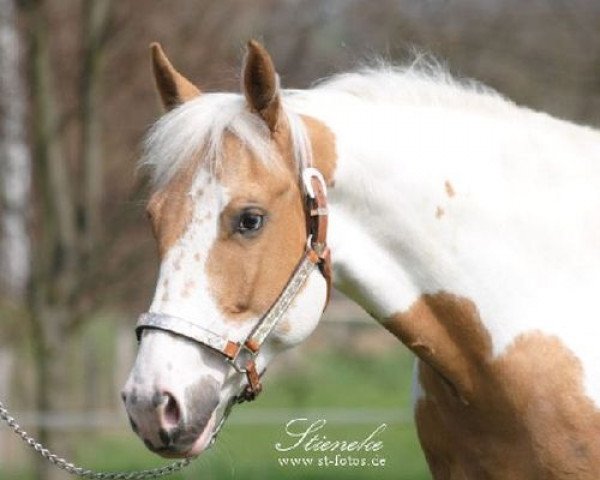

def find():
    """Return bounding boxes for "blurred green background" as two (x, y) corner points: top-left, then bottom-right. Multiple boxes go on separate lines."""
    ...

(2, 316), (429, 479)
(2, 1), (600, 479)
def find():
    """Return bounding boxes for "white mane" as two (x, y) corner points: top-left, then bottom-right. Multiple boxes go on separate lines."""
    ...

(311, 60), (510, 112)
(142, 62), (511, 188)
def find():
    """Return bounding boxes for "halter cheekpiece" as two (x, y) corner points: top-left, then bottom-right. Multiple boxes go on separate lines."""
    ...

(134, 166), (332, 445)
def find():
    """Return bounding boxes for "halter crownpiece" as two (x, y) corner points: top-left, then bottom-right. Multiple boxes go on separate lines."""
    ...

(134, 165), (331, 443)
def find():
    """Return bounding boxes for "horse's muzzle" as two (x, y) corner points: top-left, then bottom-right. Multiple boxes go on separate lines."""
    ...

(121, 377), (220, 458)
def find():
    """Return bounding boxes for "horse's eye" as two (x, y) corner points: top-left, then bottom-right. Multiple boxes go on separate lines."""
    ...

(237, 212), (265, 234)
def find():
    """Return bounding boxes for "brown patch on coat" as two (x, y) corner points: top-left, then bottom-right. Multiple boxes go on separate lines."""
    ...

(205, 114), (336, 323)
(275, 318), (292, 336)
(436, 206), (445, 219)
(300, 115), (337, 185)
(146, 159), (197, 258)
(383, 294), (486, 400)
(384, 294), (600, 479)
(444, 180), (455, 198)
(204, 135), (307, 322)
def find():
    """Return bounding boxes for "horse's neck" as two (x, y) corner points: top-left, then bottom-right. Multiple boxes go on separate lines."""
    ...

(296, 89), (600, 397)
(303, 92), (523, 321)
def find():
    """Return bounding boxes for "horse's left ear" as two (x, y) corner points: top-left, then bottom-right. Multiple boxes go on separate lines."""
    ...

(242, 40), (282, 132)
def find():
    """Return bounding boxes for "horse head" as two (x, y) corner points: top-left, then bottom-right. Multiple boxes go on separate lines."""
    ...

(122, 41), (335, 458)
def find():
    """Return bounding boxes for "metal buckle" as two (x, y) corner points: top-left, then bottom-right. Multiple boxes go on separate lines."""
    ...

(227, 343), (256, 374)
(302, 167), (327, 198)
(306, 235), (327, 258)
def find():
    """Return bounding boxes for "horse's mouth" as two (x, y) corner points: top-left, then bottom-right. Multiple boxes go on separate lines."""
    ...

(185, 412), (217, 457)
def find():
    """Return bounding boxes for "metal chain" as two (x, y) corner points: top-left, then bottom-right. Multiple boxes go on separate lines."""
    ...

(0, 400), (193, 479)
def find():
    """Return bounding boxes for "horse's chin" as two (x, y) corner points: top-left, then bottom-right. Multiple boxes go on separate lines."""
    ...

(186, 412), (217, 456)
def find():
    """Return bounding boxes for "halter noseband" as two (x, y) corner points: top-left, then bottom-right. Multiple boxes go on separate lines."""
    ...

(134, 166), (331, 444)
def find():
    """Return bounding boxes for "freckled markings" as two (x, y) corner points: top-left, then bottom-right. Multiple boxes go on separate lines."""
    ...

(182, 280), (196, 298)
(445, 180), (456, 198)
(173, 255), (182, 271)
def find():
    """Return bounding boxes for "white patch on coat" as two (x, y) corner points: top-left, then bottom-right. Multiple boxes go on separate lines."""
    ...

(128, 168), (231, 398)
(285, 69), (600, 408)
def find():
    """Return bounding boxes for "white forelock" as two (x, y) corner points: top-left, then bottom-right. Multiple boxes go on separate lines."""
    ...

(141, 93), (315, 189)
(142, 94), (271, 188)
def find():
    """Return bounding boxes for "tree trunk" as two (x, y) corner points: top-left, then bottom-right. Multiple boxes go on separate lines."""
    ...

(29, 0), (78, 303)
(0, 0), (31, 301)
(81, 0), (111, 263)
(26, 2), (78, 478)
(0, 0), (30, 470)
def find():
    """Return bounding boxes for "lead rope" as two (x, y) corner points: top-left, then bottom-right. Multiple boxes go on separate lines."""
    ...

(0, 400), (192, 479)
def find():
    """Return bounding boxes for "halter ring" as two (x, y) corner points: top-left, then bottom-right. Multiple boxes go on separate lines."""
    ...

(302, 167), (327, 198)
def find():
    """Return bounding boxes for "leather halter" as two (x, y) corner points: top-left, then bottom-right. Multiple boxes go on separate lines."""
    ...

(134, 166), (331, 441)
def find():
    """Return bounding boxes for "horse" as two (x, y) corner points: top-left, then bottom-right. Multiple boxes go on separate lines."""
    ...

(122, 40), (600, 479)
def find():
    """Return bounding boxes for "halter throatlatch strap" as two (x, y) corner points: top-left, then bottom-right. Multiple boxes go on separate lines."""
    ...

(134, 166), (332, 439)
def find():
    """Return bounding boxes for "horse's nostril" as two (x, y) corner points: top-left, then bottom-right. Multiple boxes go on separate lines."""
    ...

(121, 391), (127, 404)
(161, 392), (181, 428)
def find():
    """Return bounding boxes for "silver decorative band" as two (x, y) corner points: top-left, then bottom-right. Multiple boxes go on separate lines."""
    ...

(247, 254), (317, 346)
(136, 312), (231, 355)
(135, 249), (317, 360)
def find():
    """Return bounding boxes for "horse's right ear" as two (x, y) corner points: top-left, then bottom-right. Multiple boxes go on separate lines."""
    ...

(150, 43), (201, 111)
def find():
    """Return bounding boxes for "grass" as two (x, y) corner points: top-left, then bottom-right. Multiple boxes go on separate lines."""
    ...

(1, 340), (430, 479)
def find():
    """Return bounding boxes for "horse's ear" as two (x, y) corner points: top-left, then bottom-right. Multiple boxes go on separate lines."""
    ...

(242, 40), (282, 132)
(150, 43), (201, 111)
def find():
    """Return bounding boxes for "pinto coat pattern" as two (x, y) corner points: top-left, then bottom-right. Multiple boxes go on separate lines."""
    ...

(123, 41), (600, 478)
